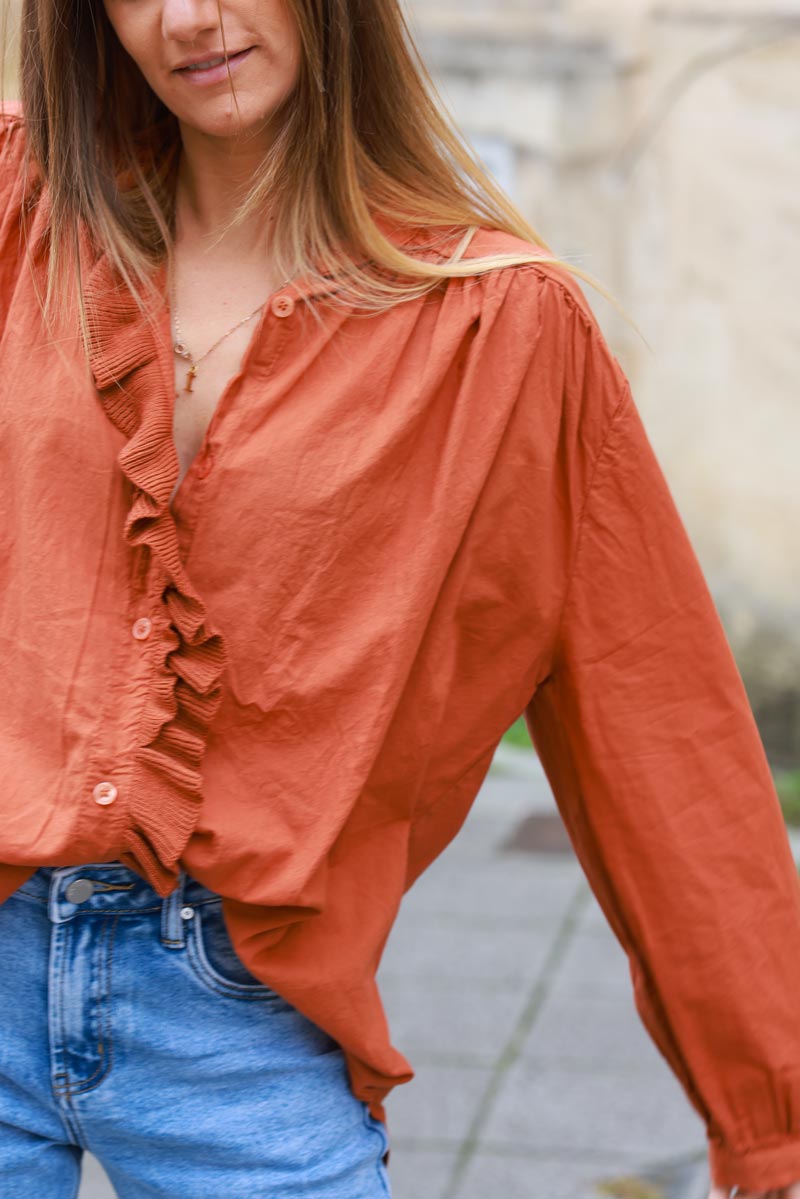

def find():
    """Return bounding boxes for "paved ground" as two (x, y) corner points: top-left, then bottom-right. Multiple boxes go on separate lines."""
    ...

(77, 744), (797, 1198)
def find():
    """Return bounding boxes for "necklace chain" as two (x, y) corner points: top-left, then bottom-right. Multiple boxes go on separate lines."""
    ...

(170, 272), (291, 394)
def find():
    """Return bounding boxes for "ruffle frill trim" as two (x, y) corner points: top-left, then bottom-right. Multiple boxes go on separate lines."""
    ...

(83, 246), (227, 896)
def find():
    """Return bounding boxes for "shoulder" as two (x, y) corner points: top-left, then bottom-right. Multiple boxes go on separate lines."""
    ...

(461, 226), (633, 456)
(458, 225), (627, 386)
(0, 99), (24, 126)
(377, 215), (600, 325)
(406, 222), (612, 343)
(0, 99), (26, 156)
(0, 101), (43, 301)
(461, 226), (606, 331)
(0, 99), (32, 210)
(384, 219), (630, 404)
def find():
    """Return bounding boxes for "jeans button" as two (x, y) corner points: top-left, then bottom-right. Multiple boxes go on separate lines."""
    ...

(65, 878), (96, 903)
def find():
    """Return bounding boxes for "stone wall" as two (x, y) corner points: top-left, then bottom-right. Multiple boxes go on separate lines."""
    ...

(408, 0), (800, 763)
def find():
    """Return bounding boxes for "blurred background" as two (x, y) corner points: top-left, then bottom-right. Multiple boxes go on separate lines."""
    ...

(2, 0), (798, 1196)
(409, 0), (800, 773)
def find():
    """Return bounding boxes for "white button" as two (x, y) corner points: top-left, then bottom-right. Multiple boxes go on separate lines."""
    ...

(271, 294), (295, 319)
(93, 781), (118, 806)
(132, 617), (152, 640)
(180, 906), (194, 920)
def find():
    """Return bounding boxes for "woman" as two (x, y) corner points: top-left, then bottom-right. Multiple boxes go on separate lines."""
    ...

(1, 0), (799, 1196)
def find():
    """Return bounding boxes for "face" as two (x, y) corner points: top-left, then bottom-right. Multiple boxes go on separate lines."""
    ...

(101, 0), (302, 140)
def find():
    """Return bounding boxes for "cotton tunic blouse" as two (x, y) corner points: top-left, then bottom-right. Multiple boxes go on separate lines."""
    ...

(2, 103), (800, 1191)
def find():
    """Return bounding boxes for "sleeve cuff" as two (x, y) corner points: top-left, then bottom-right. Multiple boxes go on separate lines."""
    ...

(709, 1136), (800, 1192)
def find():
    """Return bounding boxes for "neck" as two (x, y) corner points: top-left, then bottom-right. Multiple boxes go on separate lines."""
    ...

(174, 122), (275, 258)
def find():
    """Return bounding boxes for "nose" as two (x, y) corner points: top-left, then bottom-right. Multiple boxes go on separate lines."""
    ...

(161, 0), (219, 45)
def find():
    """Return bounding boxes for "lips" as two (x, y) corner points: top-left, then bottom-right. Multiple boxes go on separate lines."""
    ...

(182, 55), (227, 73)
(174, 47), (253, 73)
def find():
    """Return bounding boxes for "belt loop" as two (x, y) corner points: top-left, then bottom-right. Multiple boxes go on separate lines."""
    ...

(47, 867), (73, 924)
(160, 870), (187, 949)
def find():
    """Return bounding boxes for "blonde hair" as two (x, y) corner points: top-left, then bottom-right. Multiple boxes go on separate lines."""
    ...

(13, 0), (640, 343)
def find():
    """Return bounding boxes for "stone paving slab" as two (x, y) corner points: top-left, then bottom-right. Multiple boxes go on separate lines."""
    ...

(379, 975), (531, 1063)
(400, 850), (584, 925)
(454, 1150), (657, 1199)
(379, 912), (560, 988)
(382, 1062), (497, 1145)
(518, 987), (666, 1071)
(543, 922), (637, 1001)
(480, 1057), (706, 1159)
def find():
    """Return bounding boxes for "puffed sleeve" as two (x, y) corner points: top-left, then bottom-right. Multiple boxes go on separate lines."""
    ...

(523, 320), (800, 1191)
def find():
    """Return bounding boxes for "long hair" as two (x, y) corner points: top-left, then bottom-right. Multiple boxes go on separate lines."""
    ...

(14, 0), (638, 346)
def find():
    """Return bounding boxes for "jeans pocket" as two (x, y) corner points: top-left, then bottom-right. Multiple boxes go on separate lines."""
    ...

(186, 899), (291, 1002)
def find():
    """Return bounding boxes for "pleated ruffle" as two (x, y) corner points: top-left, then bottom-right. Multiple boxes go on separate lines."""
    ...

(83, 248), (227, 896)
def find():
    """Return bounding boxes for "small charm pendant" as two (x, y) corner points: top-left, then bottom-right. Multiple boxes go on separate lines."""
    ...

(174, 341), (191, 360)
(184, 364), (197, 393)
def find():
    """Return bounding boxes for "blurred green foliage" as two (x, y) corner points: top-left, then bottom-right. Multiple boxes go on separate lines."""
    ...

(501, 715), (532, 750)
(776, 769), (800, 827)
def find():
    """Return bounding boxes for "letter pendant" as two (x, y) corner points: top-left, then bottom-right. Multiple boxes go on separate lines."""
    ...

(185, 364), (197, 393)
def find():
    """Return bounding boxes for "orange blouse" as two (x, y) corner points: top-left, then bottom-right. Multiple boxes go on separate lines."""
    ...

(2, 102), (800, 1192)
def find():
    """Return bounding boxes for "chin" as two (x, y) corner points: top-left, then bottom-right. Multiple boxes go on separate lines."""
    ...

(181, 92), (286, 137)
(173, 104), (264, 138)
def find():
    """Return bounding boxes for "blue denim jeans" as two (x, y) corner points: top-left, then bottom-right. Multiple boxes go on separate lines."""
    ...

(0, 861), (392, 1198)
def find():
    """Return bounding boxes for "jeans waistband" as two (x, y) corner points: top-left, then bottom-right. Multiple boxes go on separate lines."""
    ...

(15, 863), (220, 906)
(14, 862), (220, 943)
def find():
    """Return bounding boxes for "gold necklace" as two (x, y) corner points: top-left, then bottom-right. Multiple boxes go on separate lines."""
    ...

(170, 275), (291, 394)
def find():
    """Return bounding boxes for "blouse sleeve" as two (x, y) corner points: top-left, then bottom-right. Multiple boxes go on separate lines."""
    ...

(523, 344), (800, 1191)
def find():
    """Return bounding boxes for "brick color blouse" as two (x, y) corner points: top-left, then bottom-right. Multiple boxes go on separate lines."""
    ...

(2, 103), (800, 1191)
